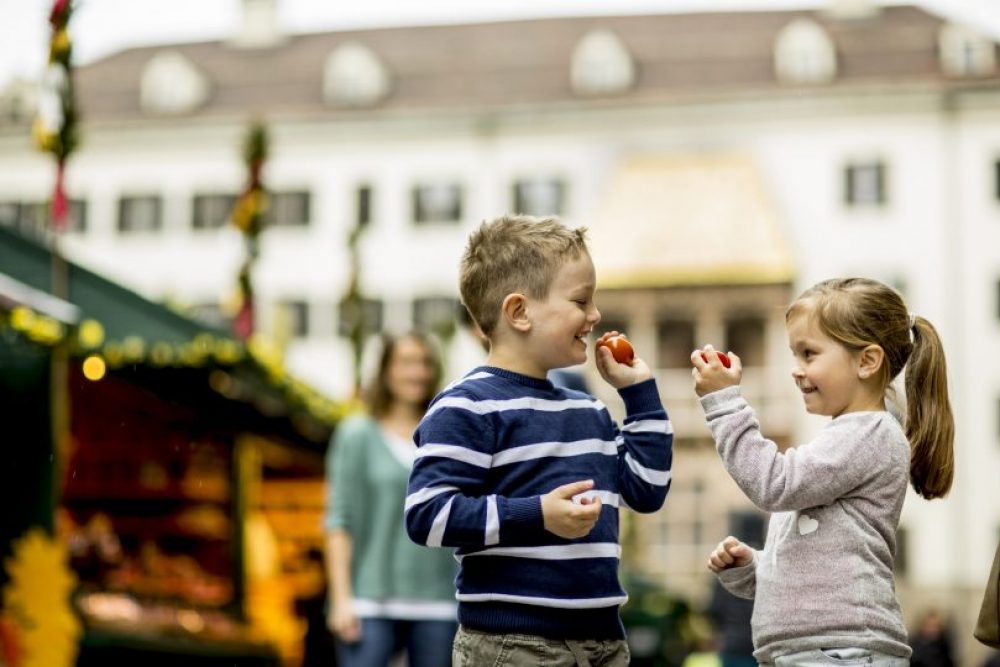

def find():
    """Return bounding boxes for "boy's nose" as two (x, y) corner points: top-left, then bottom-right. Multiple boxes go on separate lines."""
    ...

(589, 305), (601, 324)
(791, 366), (805, 379)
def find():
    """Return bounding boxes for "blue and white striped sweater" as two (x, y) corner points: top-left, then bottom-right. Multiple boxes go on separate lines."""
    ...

(405, 366), (673, 639)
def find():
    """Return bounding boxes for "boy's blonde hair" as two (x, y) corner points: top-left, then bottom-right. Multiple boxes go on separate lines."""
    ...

(460, 215), (589, 336)
(786, 278), (954, 500)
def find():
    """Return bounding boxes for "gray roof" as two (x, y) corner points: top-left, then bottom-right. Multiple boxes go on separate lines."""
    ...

(62, 6), (1000, 121)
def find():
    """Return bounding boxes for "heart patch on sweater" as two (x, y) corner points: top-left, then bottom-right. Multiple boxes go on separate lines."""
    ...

(797, 514), (819, 535)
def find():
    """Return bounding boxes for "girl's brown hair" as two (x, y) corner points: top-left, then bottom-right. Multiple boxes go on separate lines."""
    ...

(786, 278), (954, 499)
(365, 332), (442, 418)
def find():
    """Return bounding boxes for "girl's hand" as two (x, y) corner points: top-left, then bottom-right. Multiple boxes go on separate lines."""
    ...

(707, 536), (754, 573)
(691, 344), (741, 397)
(595, 331), (652, 389)
(328, 602), (361, 643)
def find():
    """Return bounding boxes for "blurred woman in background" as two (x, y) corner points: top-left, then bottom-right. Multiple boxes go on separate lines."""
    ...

(324, 332), (457, 667)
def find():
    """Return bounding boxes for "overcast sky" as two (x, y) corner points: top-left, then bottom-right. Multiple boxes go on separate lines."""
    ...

(1, 0), (999, 88)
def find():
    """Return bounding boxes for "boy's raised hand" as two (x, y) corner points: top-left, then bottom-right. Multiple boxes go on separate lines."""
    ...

(691, 344), (742, 397)
(707, 536), (754, 573)
(595, 331), (652, 389)
(541, 479), (602, 539)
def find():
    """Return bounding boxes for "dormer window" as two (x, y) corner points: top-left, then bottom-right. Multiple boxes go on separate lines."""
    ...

(939, 24), (996, 77)
(323, 42), (390, 108)
(774, 19), (837, 84)
(140, 51), (210, 115)
(570, 30), (635, 96)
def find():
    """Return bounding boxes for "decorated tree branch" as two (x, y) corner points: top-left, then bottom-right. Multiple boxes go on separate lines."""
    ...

(32, 0), (78, 232)
(230, 120), (269, 339)
(340, 221), (366, 395)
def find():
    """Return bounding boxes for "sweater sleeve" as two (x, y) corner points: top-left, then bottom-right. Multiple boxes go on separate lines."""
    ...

(615, 379), (674, 513)
(324, 417), (369, 533)
(405, 394), (544, 548)
(699, 386), (887, 512)
(717, 551), (758, 600)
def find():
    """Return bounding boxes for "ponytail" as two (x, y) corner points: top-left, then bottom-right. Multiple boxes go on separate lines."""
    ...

(903, 316), (954, 499)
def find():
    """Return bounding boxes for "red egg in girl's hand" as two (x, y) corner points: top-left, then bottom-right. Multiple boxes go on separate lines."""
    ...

(701, 351), (732, 368)
(598, 334), (635, 365)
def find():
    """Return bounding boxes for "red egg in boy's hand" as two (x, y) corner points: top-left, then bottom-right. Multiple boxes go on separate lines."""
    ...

(701, 351), (732, 368)
(597, 334), (635, 365)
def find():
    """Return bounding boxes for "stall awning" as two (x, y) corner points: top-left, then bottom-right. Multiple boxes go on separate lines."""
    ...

(0, 225), (339, 447)
(588, 155), (795, 289)
(0, 272), (80, 324)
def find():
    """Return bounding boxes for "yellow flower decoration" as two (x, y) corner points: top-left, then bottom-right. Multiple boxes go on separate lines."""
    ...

(2, 528), (81, 667)
(149, 342), (175, 366)
(121, 336), (146, 362)
(77, 319), (105, 349)
(50, 29), (70, 60)
(9, 307), (35, 332)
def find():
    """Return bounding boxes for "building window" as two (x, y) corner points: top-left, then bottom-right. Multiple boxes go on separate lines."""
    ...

(895, 525), (909, 576)
(66, 200), (87, 233)
(192, 194), (236, 230)
(118, 196), (162, 233)
(844, 162), (886, 206)
(994, 160), (1000, 202)
(570, 30), (635, 96)
(279, 300), (310, 339)
(356, 185), (372, 228)
(996, 395), (1000, 442)
(939, 24), (996, 77)
(268, 191), (310, 228)
(0, 202), (18, 228)
(413, 297), (460, 337)
(657, 319), (696, 369)
(19, 202), (50, 234)
(996, 279), (1000, 321)
(413, 184), (462, 224)
(513, 179), (565, 217)
(338, 298), (384, 338)
(725, 316), (766, 368)
(0, 201), (43, 238)
(774, 19), (838, 84)
(598, 316), (628, 338)
(0, 199), (86, 235)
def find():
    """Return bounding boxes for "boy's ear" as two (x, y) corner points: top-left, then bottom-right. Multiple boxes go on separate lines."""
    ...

(501, 293), (531, 333)
(857, 344), (885, 380)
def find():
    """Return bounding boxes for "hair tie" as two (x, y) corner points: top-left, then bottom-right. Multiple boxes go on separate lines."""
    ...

(908, 314), (917, 343)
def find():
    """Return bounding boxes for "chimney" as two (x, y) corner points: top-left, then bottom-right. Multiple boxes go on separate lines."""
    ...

(234, 0), (283, 48)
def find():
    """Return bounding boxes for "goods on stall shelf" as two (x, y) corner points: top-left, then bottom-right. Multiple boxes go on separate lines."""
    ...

(1, 224), (340, 666)
(63, 370), (237, 614)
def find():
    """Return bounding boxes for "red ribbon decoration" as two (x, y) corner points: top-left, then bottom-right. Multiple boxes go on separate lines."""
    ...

(51, 161), (68, 231)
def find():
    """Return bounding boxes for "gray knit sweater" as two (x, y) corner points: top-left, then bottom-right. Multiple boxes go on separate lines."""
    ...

(700, 386), (911, 662)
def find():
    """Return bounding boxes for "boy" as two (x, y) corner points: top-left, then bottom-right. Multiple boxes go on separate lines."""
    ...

(405, 215), (673, 665)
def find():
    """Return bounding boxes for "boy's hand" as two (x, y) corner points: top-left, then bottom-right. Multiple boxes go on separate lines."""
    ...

(541, 480), (603, 539)
(707, 536), (754, 573)
(595, 331), (652, 389)
(691, 344), (741, 397)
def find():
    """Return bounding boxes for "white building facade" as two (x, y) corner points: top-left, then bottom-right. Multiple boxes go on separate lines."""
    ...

(2, 2), (999, 659)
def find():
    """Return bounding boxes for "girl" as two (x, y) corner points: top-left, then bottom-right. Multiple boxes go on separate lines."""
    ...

(691, 277), (954, 667)
(325, 332), (458, 667)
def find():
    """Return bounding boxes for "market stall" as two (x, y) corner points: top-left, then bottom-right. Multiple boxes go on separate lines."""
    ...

(0, 225), (343, 667)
